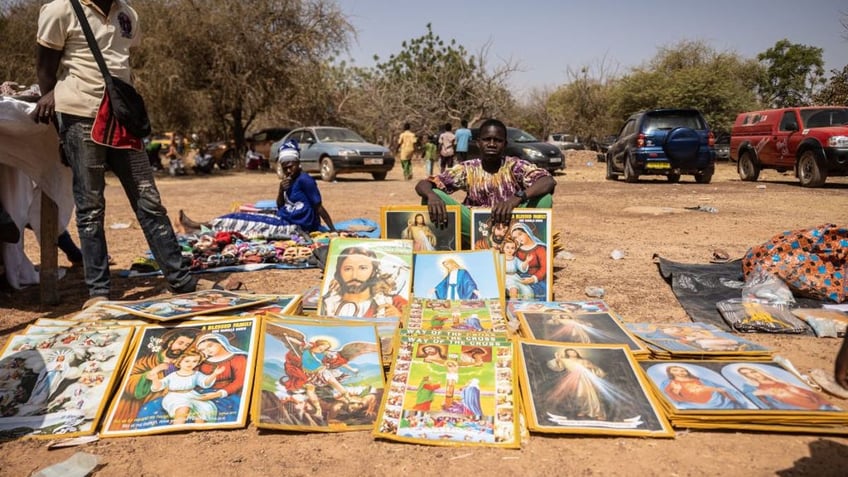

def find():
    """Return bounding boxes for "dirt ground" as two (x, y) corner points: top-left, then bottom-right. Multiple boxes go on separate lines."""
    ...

(2, 151), (848, 477)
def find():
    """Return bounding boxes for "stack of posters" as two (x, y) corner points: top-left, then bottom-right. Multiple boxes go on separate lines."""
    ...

(0, 318), (135, 438)
(639, 360), (848, 434)
(404, 298), (509, 334)
(101, 290), (277, 322)
(625, 322), (774, 360)
(517, 342), (673, 437)
(252, 316), (385, 432)
(470, 209), (553, 301)
(373, 329), (520, 447)
(101, 317), (259, 437)
(515, 309), (649, 358)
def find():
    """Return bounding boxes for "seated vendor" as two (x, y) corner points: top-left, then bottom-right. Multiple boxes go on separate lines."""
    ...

(414, 118), (556, 246)
(179, 140), (336, 238)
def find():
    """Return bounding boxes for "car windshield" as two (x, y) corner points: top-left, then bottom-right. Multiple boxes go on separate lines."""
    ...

(643, 112), (705, 131)
(801, 108), (848, 128)
(315, 128), (365, 143)
(508, 128), (539, 143)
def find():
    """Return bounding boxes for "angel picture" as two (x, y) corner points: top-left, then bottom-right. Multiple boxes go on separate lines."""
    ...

(257, 321), (384, 431)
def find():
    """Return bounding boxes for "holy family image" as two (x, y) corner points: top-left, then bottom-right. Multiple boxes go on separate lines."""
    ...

(253, 318), (385, 431)
(101, 317), (259, 437)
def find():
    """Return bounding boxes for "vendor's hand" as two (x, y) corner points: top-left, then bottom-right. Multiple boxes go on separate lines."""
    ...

(279, 176), (292, 190)
(491, 196), (522, 226)
(836, 336), (848, 389)
(30, 90), (56, 124)
(426, 194), (448, 227)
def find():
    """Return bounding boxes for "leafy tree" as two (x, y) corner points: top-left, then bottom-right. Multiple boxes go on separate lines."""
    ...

(0, 1), (41, 86)
(813, 65), (848, 105)
(756, 39), (825, 107)
(369, 24), (516, 139)
(133, 0), (352, 149)
(607, 40), (761, 134)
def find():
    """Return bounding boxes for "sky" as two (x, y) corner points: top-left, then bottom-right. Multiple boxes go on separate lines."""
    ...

(336, 0), (848, 98)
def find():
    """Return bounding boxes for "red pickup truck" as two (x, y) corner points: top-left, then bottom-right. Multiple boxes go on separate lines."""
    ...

(729, 106), (848, 187)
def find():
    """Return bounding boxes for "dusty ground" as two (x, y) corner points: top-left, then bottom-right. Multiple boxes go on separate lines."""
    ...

(2, 151), (848, 477)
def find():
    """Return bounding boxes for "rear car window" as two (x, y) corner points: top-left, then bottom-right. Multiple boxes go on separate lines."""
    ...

(643, 112), (705, 131)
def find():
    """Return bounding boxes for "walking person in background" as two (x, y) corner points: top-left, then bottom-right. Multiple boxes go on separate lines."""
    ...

(422, 134), (437, 177)
(397, 123), (417, 181)
(438, 123), (455, 173)
(32, 0), (199, 308)
(454, 119), (472, 164)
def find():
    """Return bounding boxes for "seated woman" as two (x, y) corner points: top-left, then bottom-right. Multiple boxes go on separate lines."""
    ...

(179, 140), (336, 240)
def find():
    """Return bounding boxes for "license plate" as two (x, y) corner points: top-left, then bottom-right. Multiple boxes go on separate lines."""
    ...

(549, 158), (562, 163)
(364, 158), (383, 165)
(646, 162), (670, 169)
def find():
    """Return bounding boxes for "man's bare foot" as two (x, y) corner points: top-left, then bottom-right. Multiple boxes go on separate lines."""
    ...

(178, 209), (206, 232)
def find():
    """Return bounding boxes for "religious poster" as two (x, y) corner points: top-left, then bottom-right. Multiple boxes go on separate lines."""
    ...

(381, 205), (460, 251)
(518, 341), (673, 437)
(505, 300), (610, 322)
(0, 324), (134, 438)
(373, 329), (520, 447)
(518, 311), (648, 356)
(253, 317), (385, 432)
(101, 317), (258, 437)
(412, 250), (502, 301)
(317, 238), (414, 320)
(234, 294), (301, 317)
(101, 290), (275, 322)
(405, 297), (508, 334)
(625, 322), (772, 358)
(470, 209), (553, 301)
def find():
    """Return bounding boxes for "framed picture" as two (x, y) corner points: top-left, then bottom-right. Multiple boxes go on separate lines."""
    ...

(101, 317), (258, 437)
(517, 311), (649, 356)
(518, 341), (673, 437)
(412, 250), (502, 301)
(253, 317), (385, 432)
(381, 205), (460, 251)
(470, 209), (553, 301)
(101, 290), (276, 322)
(317, 238), (414, 319)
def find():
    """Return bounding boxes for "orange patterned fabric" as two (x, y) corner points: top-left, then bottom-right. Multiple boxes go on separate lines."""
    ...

(742, 224), (848, 303)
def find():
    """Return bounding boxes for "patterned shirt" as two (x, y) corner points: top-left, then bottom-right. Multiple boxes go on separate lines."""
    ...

(428, 157), (551, 207)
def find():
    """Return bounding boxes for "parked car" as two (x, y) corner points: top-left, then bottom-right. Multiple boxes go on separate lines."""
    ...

(274, 126), (395, 181)
(546, 133), (584, 151)
(605, 108), (715, 183)
(730, 106), (848, 187)
(467, 127), (565, 173)
(248, 127), (291, 163)
(714, 132), (730, 161)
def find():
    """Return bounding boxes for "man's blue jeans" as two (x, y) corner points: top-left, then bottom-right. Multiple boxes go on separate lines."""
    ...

(59, 114), (194, 297)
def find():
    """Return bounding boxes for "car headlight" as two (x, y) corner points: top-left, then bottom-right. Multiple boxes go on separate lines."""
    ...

(828, 136), (848, 148)
(522, 148), (544, 159)
(337, 148), (356, 156)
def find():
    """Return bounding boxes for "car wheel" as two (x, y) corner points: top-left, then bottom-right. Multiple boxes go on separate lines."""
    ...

(605, 156), (618, 181)
(666, 173), (681, 183)
(694, 172), (713, 184)
(797, 150), (827, 187)
(623, 155), (639, 183)
(737, 151), (760, 181)
(320, 157), (336, 182)
(372, 171), (387, 181)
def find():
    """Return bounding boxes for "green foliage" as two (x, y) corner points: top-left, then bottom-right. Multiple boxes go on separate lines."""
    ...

(813, 65), (848, 105)
(756, 39), (825, 107)
(0, 0), (40, 86)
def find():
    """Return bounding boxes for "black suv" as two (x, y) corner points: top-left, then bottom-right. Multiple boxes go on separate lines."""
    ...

(467, 127), (564, 173)
(605, 109), (715, 183)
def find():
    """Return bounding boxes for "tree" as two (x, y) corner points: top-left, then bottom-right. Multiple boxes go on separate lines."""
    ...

(133, 0), (352, 149)
(0, 1), (40, 86)
(756, 39), (825, 107)
(813, 65), (848, 105)
(607, 40), (761, 134)
(368, 24), (516, 139)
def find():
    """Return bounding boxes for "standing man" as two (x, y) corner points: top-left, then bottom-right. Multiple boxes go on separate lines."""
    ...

(33, 0), (198, 308)
(438, 122), (455, 173)
(415, 118), (556, 246)
(397, 123), (417, 181)
(454, 119), (472, 164)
